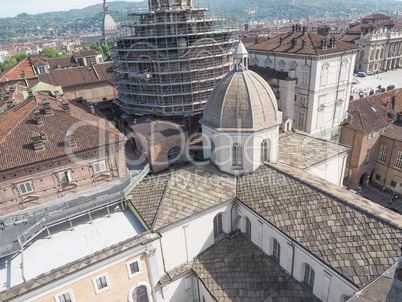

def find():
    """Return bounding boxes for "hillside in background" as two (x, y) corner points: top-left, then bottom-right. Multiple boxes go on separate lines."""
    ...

(1, 0), (402, 42)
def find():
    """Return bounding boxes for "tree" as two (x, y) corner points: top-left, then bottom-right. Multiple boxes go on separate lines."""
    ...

(101, 44), (110, 57)
(41, 47), (59, 58)
(90, 43), (102, 53)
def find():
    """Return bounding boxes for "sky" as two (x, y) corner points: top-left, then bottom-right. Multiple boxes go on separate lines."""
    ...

(0, 0), (121, 19)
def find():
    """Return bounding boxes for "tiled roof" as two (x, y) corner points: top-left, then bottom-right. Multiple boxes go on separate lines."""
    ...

(73, 50), (101, 57)
(193, 234), (320, 301)
(0, 93), (124, 172)
(278, 131), (350, 169)
(47, 57), (78, 69)
(247, 32), (358, 56)
(129, 164), (236, 230)
(38, 63), (114, 87)
(381, 121), (402, 141)
(237, 163), (402, 287)
(248, 65), (288, 80)
(344, 92), (396, 133)
(0, 58), (36, 82)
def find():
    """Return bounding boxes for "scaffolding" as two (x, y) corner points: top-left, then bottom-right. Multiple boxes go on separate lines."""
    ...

(112, 0), (239, 117)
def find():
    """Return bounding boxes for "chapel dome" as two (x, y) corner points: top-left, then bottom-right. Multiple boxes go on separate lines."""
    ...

(200, 61), (280, 131)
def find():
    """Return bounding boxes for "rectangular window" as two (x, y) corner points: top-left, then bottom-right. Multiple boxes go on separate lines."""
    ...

(375, 174), (381, 180)
(126, 259), (142, 278)
(301, 71), (309, 85)
(391, 180), (396, 187)
(368, 131), (375, 139)
(232, 144), (242, 168)
(365, 149), (370, 164)
(92, 160), (107, 173)
(378, 145), (388, 163)
(273, 239), (280, 263)
(58, 171), (71, 184)
(303, 264), (315, 290)
(298, 111), (305, 128)
(92, 273), (110, 294)
(300, 96), (307, 106)
(394, 151), (402, 169)
(54, 290), (74, 302)
(18, 181), (34, 195)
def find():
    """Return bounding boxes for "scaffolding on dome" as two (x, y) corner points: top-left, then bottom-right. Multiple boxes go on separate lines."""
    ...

(111, 0), (239, 117)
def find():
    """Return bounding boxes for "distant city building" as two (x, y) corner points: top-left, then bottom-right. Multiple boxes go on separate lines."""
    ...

(247, 24), (358, 141)
(112, 0), (238, 118)
(337, 14), (402, 74)
(0, 50), (9, 63)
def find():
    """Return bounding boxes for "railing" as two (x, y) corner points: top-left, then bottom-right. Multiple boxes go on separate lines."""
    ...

(0, 164), (150, 259)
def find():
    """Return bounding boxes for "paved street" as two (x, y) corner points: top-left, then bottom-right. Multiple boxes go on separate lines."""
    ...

(359, 183), (402, 214)
(351, 68), (402, 98)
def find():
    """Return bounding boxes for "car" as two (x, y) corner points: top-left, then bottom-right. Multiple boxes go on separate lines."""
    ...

(357, 72), (367, 77)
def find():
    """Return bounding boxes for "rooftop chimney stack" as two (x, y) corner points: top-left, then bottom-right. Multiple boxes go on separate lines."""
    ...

(33, 109), (44, 126)
(42, 99), (53, 115)
(302, 39), (306, 49)
(90, 104), (96, 115)
(66, 130), (77, 148)
(303, 26), (307, 34)
(27, 88), (34, 99)
(40, 131), (48, 141)
(279, 36), (283, 46)
(292, 24), (296, 34)
(31, 131), (45, 151)
(321, 38), (327, 50)
(61, 99), (71, 115)
(291, 38), (297, 48)
(330, 37), (336, 48)
(54, 89), (61, 102)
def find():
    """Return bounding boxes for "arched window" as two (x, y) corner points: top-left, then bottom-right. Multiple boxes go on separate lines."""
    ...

(370, 50), (374, 61)
(232, 143), (242, 168)
(376, 49), (380, 60)
(320, 63), (329, 86)
(380, 49), (384, 59)
(253, 58), (259, 66)
(303, 263), (315, 290)
(128, 283), (152, 302)
(167, 146), (182, 168)
(260, 139), (270, 162)
(213, 213), (223, 240)
(245, 217), (251, 237)
(273, 238), (280, 262)
(264, 59), (272, 68)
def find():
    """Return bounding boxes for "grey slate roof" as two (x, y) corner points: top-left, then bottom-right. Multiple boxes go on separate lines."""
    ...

(129, 164), (237, 230)
(237, 164), (402, 287)
(193, 233), (320, 301)
(278, 131), (350, 169)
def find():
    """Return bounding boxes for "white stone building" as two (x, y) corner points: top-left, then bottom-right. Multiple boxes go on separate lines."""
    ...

(247, 25), (358, 142)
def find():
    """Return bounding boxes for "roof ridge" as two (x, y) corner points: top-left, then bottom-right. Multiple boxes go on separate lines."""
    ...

(151, 174), (172, 230)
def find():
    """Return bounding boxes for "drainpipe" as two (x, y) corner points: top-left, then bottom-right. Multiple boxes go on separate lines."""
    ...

(291, 240), (295, 277)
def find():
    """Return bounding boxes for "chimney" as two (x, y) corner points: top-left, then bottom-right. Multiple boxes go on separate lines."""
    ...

(40, 131), (48, 141)
(61, 99), (71, 115)
(321, 38), (327, 50)
(27, 88), (34, 99)
(279, 36), (283, 46)
(9, 86), (15, 94)
(302, 39), (306, 49)
(4, 93), (13, 109)
(66, 130), (77, 148)
(33, 109), (44, 126)
(42, 99), (53, 115)
(291, 38), (297, 48)
(54, 89), (61, 102)
(292, 24), (296, 34)
(303, 26), (307, 34)
(31, 131), (45, 151)
(89, 104), (96, 115)
(330, 37), (336, 48)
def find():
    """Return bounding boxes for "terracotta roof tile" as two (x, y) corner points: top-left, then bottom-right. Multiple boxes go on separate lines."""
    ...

(247, 32), (358, 56)
(0, 93), (124, 172)
(0, 58), (36, 82)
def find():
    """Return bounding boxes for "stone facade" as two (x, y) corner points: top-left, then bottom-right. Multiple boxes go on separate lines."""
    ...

(248, 26), (358, 141)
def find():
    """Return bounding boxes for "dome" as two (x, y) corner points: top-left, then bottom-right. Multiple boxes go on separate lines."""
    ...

(102, 0), (118, 39)
(201, 68), (280, 131)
